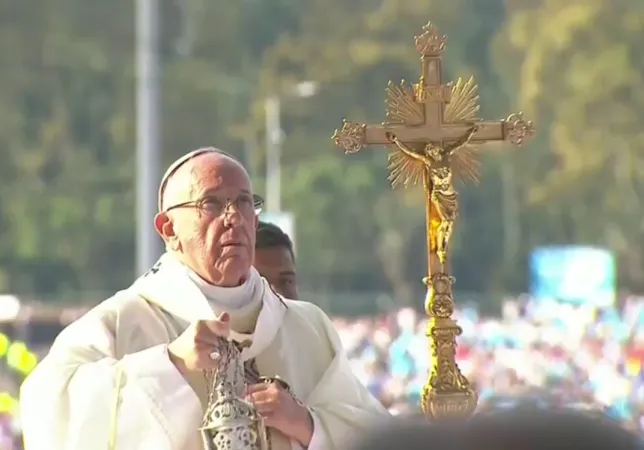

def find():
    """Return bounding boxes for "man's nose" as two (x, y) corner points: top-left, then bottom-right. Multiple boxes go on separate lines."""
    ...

(222, 204), (243, 226)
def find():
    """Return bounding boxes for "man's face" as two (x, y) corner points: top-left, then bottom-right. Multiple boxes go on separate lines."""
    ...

(156, 154), (258, 286)
(254, 246), (298, 299)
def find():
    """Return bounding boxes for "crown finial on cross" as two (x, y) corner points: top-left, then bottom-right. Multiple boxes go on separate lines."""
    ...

(415, 22), (447, 57)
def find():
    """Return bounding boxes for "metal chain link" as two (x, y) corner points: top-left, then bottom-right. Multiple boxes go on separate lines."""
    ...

(202, 338), (233, 425)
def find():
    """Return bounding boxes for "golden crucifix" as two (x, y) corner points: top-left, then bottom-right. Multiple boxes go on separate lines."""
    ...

(331, 22), (534, 421)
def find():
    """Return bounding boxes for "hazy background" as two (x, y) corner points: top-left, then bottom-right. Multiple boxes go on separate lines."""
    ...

(1, 0), (644, 445)
(1, 0), (642, 314)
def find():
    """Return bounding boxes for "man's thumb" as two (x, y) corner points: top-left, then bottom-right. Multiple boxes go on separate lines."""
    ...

(218, 312), (230, 322)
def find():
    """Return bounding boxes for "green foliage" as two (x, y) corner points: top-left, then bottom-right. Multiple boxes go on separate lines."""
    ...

(0, 0), (642, 310)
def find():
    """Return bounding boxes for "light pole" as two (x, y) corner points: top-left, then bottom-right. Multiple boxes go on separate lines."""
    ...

(264, 95), (281, 213)
(264, 81), (318, 213)
(135, 0), (162, 275)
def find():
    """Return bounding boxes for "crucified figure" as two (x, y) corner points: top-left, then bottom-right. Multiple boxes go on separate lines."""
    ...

(385, 125), (478, 264)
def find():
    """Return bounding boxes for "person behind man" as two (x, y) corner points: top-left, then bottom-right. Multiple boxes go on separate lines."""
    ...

(19, 148), (387, 450)
(254, 221), (298, 300)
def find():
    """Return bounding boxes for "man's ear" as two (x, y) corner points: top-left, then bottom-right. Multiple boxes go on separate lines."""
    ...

(254, 214), (259, 230)
(154, 212), (175, 243)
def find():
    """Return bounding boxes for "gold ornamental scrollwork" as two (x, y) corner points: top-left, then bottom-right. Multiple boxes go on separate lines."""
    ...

(331, 120), (366, 154)
(414, 22), (447, 57)
(506, 112), (535, 146)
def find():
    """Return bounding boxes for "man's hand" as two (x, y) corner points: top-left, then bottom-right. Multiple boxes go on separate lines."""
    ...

(246, 382), (314, 446)
(167, 312), (231, 376)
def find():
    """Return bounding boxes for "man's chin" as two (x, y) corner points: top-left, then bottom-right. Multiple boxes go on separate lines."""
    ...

(213, 261), (250, 287)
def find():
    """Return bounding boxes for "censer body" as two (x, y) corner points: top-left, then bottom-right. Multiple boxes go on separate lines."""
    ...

(200, 341), (269, 450)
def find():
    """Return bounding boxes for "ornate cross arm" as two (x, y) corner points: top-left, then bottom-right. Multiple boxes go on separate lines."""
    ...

(331, 112), (534, 154)
(450, 112), (535, 146)
(332, 120), (430, 154)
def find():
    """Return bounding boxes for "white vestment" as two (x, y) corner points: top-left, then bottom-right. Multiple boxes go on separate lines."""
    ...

(20, 255), (389, 450)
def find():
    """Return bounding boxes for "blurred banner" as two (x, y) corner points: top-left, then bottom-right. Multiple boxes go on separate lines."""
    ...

(530, 246), (616, 307)
(259, 212), (296, 254)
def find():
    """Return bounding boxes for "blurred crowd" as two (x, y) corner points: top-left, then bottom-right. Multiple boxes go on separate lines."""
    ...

(335, 295), (644, 432)
(3, 294), (644, 447)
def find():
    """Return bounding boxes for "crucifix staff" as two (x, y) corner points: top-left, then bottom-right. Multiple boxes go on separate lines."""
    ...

(332, 22), (534, 421)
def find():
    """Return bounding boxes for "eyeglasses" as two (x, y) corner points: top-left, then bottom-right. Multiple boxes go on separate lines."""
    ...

(165, 193), (264, 217)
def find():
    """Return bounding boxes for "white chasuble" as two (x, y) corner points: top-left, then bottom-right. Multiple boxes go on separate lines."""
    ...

(19, 255), (389, 450)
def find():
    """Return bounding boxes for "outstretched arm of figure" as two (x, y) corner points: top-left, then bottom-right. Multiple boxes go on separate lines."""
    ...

(447, 125), (479, 155)
(385, 132), (430, 164)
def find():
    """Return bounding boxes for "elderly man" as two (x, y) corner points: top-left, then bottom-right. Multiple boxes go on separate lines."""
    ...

(20, 148), (387, 450)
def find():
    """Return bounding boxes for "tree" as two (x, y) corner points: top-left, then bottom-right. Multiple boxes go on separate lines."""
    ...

(492, 0), (644, 290)
(8, 0), (637, 312)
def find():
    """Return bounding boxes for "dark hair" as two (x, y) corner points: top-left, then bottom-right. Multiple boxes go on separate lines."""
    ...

(256, 221), (294, 259)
